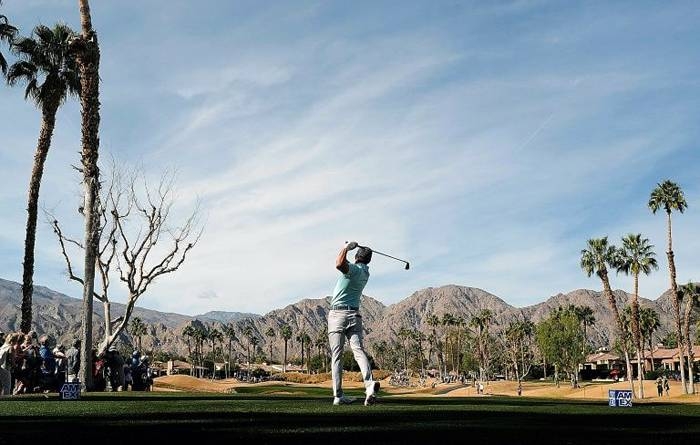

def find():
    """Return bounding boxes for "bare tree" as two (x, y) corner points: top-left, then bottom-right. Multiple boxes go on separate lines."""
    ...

(51, 165), (202, 357)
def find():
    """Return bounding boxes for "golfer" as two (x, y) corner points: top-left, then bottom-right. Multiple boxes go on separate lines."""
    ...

(328, 241), (380, 405)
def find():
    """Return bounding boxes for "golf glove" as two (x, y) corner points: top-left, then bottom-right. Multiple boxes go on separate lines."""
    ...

(346, 241), (358, 250)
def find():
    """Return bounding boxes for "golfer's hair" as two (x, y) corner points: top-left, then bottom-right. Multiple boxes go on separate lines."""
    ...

(355, 247), (372, 264)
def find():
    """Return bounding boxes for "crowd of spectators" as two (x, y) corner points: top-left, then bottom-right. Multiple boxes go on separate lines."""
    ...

(0, 330), (152, 395)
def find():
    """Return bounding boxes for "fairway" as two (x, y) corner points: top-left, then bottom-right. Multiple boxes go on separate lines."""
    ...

(1, 388), (699, 444)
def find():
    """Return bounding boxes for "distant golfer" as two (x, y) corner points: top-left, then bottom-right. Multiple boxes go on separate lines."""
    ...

(328, 241), (380, 406)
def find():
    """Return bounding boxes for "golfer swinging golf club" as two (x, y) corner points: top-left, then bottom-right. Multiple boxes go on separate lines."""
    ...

(328, 241), (380, 406)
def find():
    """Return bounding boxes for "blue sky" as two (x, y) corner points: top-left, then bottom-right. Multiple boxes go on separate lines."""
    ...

(1, 1), (699, 316)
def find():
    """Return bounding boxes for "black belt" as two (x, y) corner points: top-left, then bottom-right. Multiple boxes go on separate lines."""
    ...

(331, 305), (359, 310)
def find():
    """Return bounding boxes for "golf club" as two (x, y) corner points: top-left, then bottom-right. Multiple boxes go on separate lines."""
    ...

(345, 241), (410, 270)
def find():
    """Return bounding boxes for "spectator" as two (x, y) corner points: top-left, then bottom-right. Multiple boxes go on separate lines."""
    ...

(38, 335), (56, 392)
(53, 344), (67, 390)
(105, 346), (125, 391)
(663, 375), (670, 396)
(21, 332), (40, 393)
(656, 376), (663, 397)
(92, 350), (106, 392)
(0, 333), (12, 396)
(12, 333), (26, 394)
(66, 339), (80, 383)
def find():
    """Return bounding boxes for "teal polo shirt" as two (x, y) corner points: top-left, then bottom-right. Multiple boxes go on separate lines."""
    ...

(330, 262), (369, 308)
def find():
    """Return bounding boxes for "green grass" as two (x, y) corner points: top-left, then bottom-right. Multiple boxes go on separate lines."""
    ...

(1, 387), (699, 444)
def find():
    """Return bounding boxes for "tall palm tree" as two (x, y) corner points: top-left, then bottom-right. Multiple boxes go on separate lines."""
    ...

(222, 323), (237, 378)
(7, 24), (81, 335)
(617, 233), (658, 398)
(74, 0), (102, 391)
(182, 324), (196, 376)
(442, 313), (457, 375)
(265, 327), (276, 364)
(315, 326), (328, 372)
(129, 316), (147, 352)
(679, 282), (699, 394)
(296, 329), (307, 372)
(0, 5), (17, 75)
(411, 330), (428, 377)
(470, 309), (493, 382)
(192, 325), (207, 378)
(397, 326), (413, 371)
(425, 313), (443, 379)
(649, 179), (688, 393)
(639, 307), (661, 371)
(250, 336), (260, 368)
(581, 237), (635, 395)
(576, 305), (595, 348)
(243, 324), (254, 380)
(209, 327), (223, 378)
(280, 324), (292, 373)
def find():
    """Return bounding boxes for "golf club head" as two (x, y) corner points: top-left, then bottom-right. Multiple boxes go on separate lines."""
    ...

(405, 263), (410, 270)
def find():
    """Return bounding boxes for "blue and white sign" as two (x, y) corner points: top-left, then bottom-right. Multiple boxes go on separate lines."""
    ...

(608, 389), (632, 407)
(59, 382), (81, 400)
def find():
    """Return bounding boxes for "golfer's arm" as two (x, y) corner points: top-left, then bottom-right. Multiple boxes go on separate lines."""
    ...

(336, 246), (350, 274)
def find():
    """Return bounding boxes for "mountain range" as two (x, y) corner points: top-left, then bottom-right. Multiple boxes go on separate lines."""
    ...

(0, 278), (682, 361)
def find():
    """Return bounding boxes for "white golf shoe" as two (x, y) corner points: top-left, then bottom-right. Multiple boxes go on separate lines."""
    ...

(333, 395), (356, 405)
(365, 381), (381, 406)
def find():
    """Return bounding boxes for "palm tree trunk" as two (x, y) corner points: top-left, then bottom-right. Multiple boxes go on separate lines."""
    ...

(683, 296), (695, 394)
(20, 103), (59, 334)
(632, 273), (644, 398)
(600, 270), (635, 397)
(666, 211), (687, 394)
(76, 0), (102, 392)
(283, 340), (288, 373)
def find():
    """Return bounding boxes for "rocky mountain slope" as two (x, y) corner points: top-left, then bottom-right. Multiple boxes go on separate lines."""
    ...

(0, 278), (682, 361)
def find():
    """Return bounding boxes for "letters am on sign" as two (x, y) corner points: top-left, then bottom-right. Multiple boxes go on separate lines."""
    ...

(59, 382), (81, 400)
(608, 389), (632, 407)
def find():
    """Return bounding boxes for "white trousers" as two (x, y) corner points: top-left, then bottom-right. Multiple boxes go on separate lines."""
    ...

(328, 309), (374, 398)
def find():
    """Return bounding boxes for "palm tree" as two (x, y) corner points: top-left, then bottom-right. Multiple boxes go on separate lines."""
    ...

(649, 180), (688, 393)
(7, 24), (81, 335)
(222, 323), (237, 378)
(315, 326), (328, 372)
(0, 5), (17, 75)
(265, 327), (276, 364)
(182, 324), (196, 376)
(425, 313), (444, 380)
(581, 237), (635, 396)
(639, 306), (661, 371)
(411, 330), (427, 377)
(192, 325), (207, 378)
(397, 326), (412, 371)
(74, 0), (102, 391)
(280, 324), (292, 373)
(679, 282), (699, 394)
(576, 305), (595, 348)
(250, 336), (260, 367)
(296, 330), (307, 373)
(617, 233), (658, 398)
(129, 316), (147, 351)
(209, 327), (223, 378)
(243, 324), (254, 380)
(441, 313), (457, 375)
(470, 309), (494, 383)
